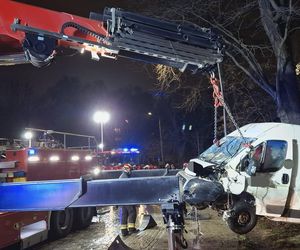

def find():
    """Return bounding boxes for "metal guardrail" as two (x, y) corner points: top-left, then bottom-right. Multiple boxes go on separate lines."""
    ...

(24, 128), (98, 149)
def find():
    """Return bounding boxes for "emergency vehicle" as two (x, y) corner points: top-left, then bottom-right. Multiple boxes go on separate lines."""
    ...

(98, 148), (157, 170)
(0, 129), (98, 249)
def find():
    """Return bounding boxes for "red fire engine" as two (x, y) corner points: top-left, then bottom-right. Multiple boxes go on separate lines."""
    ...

(0, 0), (221, 248)
(98, 148), (157, 170)
(0, 129), (98, 249)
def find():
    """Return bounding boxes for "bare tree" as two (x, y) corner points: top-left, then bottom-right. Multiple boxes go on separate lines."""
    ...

(146, 0), (300, 124)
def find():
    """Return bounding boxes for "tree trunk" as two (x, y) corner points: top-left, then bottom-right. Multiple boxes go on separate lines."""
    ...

(258, 0), (300, 124)
(276, 58), (300, 124)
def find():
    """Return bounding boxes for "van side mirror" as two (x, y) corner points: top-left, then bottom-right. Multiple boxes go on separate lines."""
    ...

(240, 153), (259, 176)
(240, 156), (250, 172)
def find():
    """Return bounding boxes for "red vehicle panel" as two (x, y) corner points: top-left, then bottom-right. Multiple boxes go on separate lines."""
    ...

(0, 211), (47, 249)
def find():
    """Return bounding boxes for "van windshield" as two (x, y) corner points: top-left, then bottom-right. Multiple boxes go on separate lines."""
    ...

(199, 136), (255, 165)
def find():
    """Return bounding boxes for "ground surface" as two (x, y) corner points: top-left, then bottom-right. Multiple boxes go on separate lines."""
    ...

(32, 206), (300, 250)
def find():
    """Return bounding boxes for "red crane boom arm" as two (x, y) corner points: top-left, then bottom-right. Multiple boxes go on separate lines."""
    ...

(0, 0), (223, 71)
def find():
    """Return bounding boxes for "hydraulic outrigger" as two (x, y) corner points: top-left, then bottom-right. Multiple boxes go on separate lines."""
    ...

(0, 1), (225, 248)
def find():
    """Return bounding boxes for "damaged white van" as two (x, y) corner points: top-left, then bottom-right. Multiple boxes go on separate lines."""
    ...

(179, 122), (300, 234)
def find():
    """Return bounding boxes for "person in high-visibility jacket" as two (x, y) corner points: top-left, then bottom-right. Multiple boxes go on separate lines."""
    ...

(119, 164), (138, 236)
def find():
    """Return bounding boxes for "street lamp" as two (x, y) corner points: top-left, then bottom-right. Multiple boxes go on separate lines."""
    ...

(148, 112), (164, 163)
(93, 111), (110, 152)
(24, 131), (33, 147)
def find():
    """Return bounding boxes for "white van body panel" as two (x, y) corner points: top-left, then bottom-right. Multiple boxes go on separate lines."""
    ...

(193, 123), (300, 222)
(229, 123), (299, 220)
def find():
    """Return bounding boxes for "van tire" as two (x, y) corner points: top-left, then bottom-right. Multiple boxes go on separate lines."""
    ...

(73, 207), (94, 230)
(227, 202), (257, 234)
(49, 208), (74, 239)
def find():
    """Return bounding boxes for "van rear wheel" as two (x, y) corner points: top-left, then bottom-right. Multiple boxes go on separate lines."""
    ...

(49, 208), (74, 239)
(226, 202), (257, 234)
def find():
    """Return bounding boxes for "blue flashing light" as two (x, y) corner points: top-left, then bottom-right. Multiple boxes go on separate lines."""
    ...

(130, 148), (139, 153)
(28, 148), (37, 156)
(123, 148), (129, 152)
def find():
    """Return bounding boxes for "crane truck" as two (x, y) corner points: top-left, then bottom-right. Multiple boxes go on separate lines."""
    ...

(1, 0), (299, 249)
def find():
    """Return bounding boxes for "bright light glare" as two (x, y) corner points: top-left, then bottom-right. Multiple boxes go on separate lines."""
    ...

(98, 143), (104, 149)
(24, 131), (33, 140)
(28, 149), (36, 156)
(85, 155), (92, 161)
(80, 48), (85, 54)
(71, 155), (80, 161)
(93, 111), (110, 124)
(148, 112), (152, 116)
(28, 156), (40, 162)
(93, 167), (100, 175)
(49, 155), (60, 162)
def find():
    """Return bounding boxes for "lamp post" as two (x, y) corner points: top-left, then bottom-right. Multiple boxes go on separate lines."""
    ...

(148, 112), (164, 163)
(24, 131), (33, 147)
(93, 111), (110, 152)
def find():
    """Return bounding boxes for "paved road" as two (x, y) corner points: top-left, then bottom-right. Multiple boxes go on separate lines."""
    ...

(33, 206), (300, 250)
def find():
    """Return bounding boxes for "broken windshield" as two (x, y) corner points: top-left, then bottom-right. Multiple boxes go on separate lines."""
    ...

(199, 136), (255, 165)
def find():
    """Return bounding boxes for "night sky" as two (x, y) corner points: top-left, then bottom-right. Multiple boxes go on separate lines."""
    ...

(0, 1), (157, 137)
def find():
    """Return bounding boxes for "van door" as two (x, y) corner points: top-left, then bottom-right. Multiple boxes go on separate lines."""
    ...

(245, 140), (291, 217)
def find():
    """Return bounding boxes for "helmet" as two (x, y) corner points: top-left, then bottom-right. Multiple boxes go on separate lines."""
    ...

(123, 164), (132, 171)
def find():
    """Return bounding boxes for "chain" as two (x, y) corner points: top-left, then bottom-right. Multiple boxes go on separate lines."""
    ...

(214, 105), (218, 143)
(217, 90), (248, 144)
(209, 72), (248, 145)
(217, 61), (227, 136)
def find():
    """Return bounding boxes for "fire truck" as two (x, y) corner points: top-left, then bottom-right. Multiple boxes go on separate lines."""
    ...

(0, 128), (98, 249)
(0, 0), (222, 249)
(98, 148), (157, 170)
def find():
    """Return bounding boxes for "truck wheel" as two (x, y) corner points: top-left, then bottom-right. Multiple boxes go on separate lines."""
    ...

(49, 208), (74, 239)
(73, 207), (94, 230)
(227, 202), (257, 234)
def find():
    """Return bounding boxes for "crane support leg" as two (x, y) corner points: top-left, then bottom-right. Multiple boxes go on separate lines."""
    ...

(162, 202), (188, 250)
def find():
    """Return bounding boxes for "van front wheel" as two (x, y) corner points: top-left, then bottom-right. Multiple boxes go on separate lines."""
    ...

(226, 202), (257, 234)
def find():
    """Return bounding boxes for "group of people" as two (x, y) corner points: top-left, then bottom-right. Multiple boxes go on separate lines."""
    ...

(164, 162), (176, 169)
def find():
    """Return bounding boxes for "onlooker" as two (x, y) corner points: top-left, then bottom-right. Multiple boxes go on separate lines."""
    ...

(165, 163), (170, 169)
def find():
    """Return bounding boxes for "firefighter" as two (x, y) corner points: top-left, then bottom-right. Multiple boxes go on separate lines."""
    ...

(119, 164), (138, 236)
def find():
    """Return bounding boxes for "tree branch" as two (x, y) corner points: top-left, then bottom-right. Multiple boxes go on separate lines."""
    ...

(225, 51), (276, 99)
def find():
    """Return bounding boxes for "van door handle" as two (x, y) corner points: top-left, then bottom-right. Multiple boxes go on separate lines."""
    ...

(282, 174), (289, 184)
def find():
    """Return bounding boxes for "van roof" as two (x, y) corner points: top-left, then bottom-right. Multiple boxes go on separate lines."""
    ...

(229, 122), (300, 139)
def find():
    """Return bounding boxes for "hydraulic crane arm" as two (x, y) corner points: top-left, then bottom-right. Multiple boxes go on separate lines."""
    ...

(0, 0), (223, 72)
